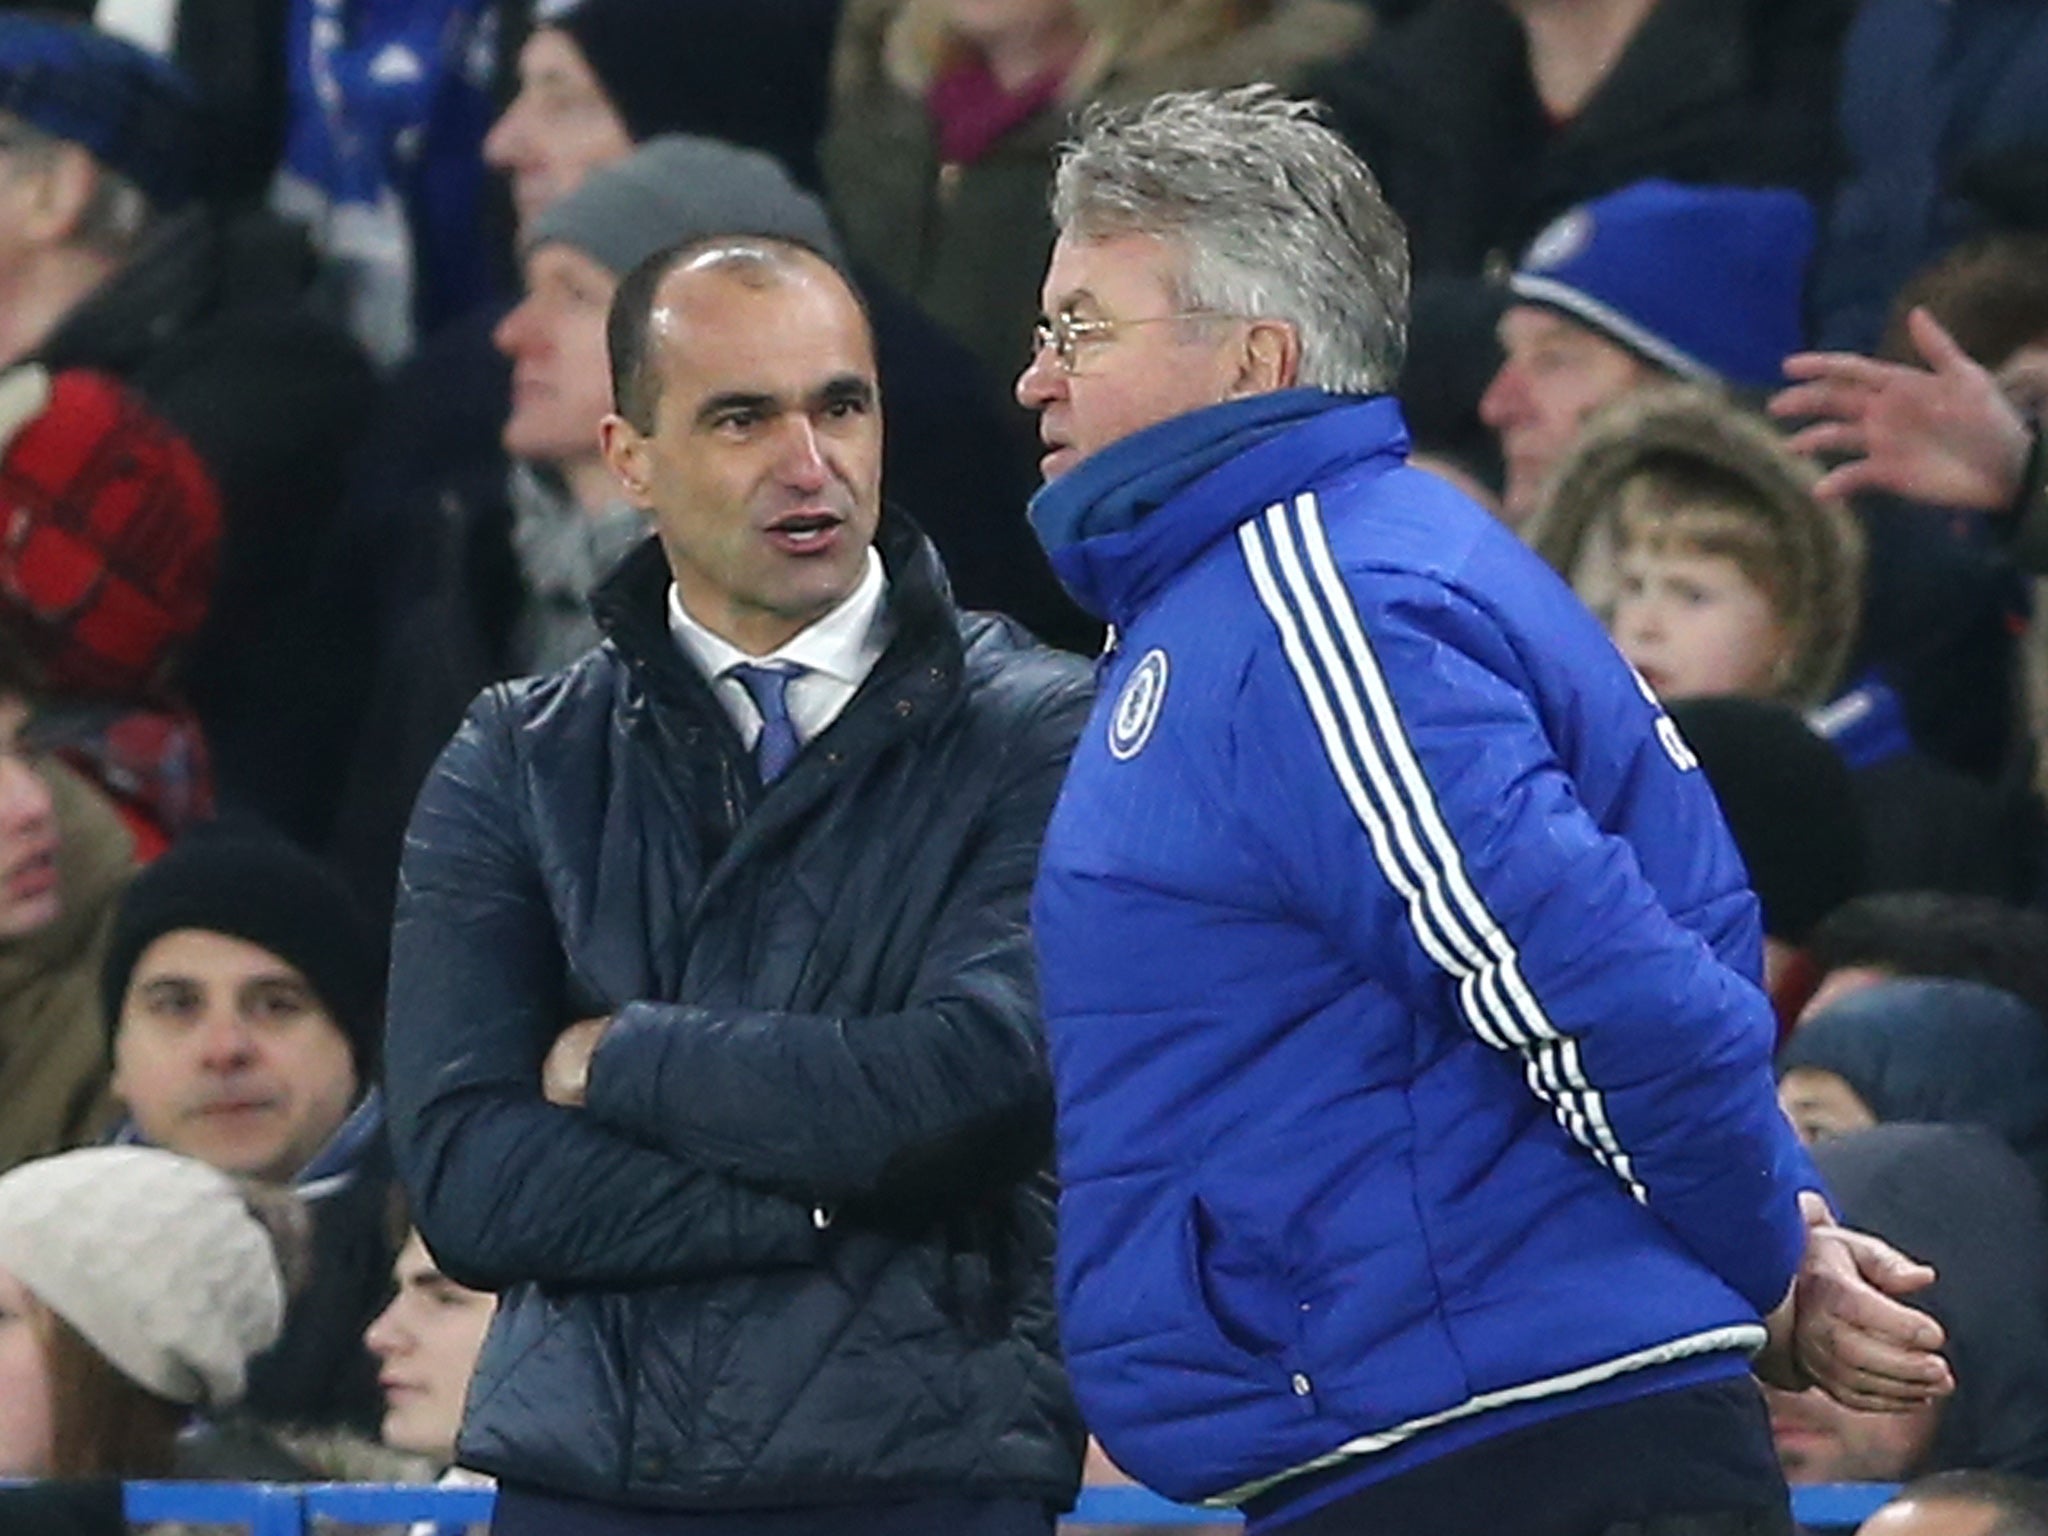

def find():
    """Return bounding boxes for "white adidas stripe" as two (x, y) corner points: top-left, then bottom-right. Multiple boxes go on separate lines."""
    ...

(1240, 494), (1646, 1204)
(1238, 507), (1488, 1024)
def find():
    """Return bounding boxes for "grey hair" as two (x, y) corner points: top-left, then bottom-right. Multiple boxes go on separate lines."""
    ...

(1049, 85), (1409, 395)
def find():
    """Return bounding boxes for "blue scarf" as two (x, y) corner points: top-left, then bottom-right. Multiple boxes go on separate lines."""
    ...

(1028, 389), (1340, 557)
(1027, 389), (1369, 622)
(275, 0), (497, 362)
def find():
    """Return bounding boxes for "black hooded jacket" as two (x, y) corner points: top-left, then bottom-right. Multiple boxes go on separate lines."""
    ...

(32, 206), (378, 845)
(385, 517), (1089, 1509)
(1310, 0), (1851, 281)
(1814, 1123), (2048, 1478)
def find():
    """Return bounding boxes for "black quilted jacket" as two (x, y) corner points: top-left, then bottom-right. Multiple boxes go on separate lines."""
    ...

(385, 518), (1089, 1510)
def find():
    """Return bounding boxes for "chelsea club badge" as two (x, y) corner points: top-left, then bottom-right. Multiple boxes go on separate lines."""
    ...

(1109, 649), (1169, 762)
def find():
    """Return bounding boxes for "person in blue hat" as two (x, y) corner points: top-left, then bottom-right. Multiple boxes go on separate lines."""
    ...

(1477, 178), (1819, 527)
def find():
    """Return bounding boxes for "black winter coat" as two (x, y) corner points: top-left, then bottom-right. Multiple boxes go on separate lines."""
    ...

(243, 1132), (397, 1435)
(386, 520), (1089, 1511)
(33, 207), (379, 846)
(1311, 0), (1852, 281)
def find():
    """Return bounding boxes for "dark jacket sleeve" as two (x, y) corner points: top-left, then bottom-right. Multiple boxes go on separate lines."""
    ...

(581, 671), (1091, 1209)
(2004, 428), (2048, 575)
(385, 688), (824, 1292)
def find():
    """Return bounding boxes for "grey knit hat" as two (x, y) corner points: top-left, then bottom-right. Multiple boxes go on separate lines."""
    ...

(0, 1147), (286, 1408)
(522, 132), (846, 278)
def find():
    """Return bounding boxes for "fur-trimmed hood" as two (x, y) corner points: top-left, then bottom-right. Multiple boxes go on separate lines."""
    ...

(1522, 383), (1863, 709)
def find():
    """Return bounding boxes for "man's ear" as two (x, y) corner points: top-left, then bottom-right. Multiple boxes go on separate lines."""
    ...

(21, 144), (100, 245)
(599, 412), (653, 506)
(1232, 319), (1302, 397)
(107, 1021), (134, 1106)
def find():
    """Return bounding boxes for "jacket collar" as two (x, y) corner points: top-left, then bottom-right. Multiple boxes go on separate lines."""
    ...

(32, 206), (320, 378)
(591, 511), (968, 895)
(33, 209), (220, 377)
(1027, 392), (1409, 627)
(591, 507), (965, 739)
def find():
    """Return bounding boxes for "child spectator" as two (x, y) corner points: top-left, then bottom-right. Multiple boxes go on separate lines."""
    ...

(1536, 386), (2024, 898)
(365, 1227), (497, 1469)
(1527, 383), (1862, 709)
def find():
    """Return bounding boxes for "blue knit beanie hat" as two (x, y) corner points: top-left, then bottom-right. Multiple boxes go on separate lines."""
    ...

(0, 14), (198, 211)
(1509, 180), (1817, 391)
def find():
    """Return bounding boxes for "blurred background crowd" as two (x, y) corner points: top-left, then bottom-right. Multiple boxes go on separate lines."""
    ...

(6, 0), (2048, 1529)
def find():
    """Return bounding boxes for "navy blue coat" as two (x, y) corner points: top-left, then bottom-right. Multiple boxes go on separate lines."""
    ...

(385, 521), (1088, 1509)
(1814, 0), (2048, 351)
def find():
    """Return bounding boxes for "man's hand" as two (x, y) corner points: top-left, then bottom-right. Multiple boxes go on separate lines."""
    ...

(1775, 1190), (1953, 1412)
(543, 1016), (613, 1107)
(1770, 307), (2033, 511)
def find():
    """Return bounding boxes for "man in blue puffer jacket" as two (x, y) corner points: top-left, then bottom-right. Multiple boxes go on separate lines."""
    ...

(1017, 86), (1955, 1536)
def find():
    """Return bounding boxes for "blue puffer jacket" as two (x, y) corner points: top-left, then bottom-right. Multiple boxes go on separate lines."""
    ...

(1031, 394), (1813, 1509)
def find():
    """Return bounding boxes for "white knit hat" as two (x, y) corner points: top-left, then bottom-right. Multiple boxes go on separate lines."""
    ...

(0, 1147), (287, 1408)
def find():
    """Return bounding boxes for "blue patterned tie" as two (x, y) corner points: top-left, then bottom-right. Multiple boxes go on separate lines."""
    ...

(728, 662), (807, 783)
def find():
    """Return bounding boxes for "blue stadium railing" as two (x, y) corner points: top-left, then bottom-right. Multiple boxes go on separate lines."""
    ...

(106, 1481), (1902, 1531)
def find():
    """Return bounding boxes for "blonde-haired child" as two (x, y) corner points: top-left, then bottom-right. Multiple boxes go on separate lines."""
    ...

(1526, 383), (1863, 709)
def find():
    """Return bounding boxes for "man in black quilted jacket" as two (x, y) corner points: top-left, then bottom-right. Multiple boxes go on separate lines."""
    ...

(383, 232), (1090, 1536)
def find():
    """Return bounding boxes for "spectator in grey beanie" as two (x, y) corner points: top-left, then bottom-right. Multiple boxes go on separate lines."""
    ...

(523, 133), (845, 279)
(97, 822), (393, 1437)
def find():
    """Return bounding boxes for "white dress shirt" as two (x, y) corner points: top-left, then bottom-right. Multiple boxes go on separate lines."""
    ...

(666, 549), (892, 750)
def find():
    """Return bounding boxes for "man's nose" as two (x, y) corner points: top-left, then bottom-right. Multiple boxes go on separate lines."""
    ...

(0, 758), (53, 834)
(364, 1302), (409, 1357)
(492, 299), (541, 359)
(1016, 342), (1064, 409)
(196, 1006), (258, 1066)
(481, 101), (531, 171)
(1477, 363), (1523, 428)
(779, 417), (831, 489)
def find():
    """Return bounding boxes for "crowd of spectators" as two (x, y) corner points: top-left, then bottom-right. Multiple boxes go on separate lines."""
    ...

(8, 0), (2048, 1528)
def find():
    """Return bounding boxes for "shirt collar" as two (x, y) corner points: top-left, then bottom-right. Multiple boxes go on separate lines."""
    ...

(667, 547), (890, 686)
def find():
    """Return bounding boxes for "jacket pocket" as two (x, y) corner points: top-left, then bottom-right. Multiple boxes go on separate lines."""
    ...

(1182, 1192), (1303, 1364)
